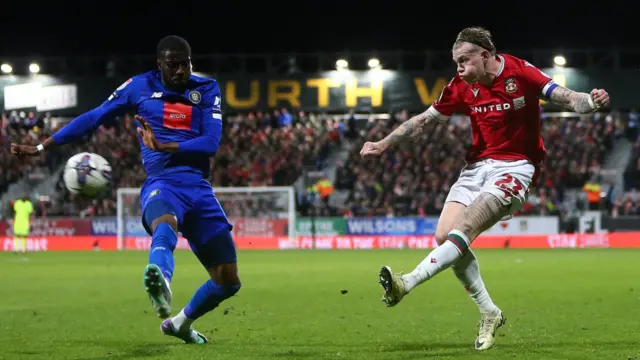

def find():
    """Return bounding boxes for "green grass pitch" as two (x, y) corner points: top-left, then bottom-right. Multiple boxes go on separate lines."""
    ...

(1, 249), (639, 360)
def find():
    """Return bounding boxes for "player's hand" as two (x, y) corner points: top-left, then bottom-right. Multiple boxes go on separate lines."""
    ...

(10, 143), (40, 157)
(135, 115), (162, 151)
(360, 141), (386, 158)
(590, 89), (610, 109)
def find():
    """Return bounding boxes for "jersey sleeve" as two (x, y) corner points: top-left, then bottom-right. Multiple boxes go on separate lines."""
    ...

(522, 61), (556, 99)
(202, 81), (223, 126)
(426, 77), (462, 122)
(105, 77), (140, 109)
(51, 77), (140, 146)
(176, 81), (222, 155)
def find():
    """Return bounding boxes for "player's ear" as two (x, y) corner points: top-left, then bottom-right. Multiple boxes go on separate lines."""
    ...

(481, 50), (490, 65)
(156, 59), (162, 70)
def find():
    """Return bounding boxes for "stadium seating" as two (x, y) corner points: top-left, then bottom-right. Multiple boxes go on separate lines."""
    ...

(0, 109), (624, 218)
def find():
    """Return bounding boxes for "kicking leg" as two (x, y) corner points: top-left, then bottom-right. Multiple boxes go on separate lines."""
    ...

(163, 229), (241, 344)
(409, 194), (508, 285)
(379, 165), (481, 306)
(392, 194), (508, 348)
(380, 201), (490, 307)
(379, 202), (462, 306)
(404, 202), (499, 314)
(142, 199), (184, 319)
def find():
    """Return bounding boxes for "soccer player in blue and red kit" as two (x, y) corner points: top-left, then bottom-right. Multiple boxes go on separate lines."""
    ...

(11, 36), (241, 344)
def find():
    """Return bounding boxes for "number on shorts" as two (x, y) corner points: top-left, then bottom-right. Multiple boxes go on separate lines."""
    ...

(494, 174), (524, 199)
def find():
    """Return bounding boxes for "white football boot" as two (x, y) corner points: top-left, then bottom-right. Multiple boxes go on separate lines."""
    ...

(378, 266), (409, 307)
(475, 309), (506, 350)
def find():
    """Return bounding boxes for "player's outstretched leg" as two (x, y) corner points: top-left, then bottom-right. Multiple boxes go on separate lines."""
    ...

(378, 202), (469, 306)
(163, 230), (241, 344)
(144, 213), (179, 319)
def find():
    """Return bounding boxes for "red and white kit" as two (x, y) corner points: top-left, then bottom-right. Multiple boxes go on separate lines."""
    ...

(427, 54), (555, 213)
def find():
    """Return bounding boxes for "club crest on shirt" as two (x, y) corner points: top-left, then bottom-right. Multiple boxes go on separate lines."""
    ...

(189, 90), (201, 104)
(505, 78), (518, 93)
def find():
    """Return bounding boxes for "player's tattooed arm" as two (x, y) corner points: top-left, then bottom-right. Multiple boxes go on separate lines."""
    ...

(378, 109), (438, 150)
(548, 85), (610, 114)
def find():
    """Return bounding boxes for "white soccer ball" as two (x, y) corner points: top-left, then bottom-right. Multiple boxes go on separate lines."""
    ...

(63, 152), (112, 198)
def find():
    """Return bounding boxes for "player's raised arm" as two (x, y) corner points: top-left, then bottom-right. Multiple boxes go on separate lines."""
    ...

(10, 78), (139, 157)
(521, 60), (610, 114)
(546, 85), (610, 114)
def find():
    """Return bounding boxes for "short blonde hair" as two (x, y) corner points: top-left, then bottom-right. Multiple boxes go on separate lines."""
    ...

(453, 27), (496, 55)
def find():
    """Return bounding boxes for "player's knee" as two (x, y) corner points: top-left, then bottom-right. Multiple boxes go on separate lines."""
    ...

(435, 229), (450, 246)
(208, 263), (240, 286)
(151, 214), (178, 233)
(144, 199), (179, 233)
(454, 192), (510, 240)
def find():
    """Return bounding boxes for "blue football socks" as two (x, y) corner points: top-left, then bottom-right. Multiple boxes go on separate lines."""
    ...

(149, 223), (178, 282)
(184, 280), (241, 319)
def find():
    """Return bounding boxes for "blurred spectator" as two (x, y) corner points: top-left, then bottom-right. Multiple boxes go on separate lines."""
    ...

(0, 108), (625, 218)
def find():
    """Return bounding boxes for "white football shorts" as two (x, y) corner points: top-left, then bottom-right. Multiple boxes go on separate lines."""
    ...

(445, 159), (535, 215)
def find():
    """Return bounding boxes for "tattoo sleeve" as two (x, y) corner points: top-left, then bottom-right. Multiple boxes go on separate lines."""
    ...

(455, 193), (510, 241)
(378, 108), (439, 150)
(548, 85), (596, 114)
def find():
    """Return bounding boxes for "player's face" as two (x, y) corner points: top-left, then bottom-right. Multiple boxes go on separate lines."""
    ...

(452, 42), (488, 85)
(158, 51), (192, 89)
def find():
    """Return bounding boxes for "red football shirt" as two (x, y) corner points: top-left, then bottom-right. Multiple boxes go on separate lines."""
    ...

(427, 54), (554, 168)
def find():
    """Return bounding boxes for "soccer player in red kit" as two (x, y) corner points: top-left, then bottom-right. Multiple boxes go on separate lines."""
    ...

(360, 27), (610, 351)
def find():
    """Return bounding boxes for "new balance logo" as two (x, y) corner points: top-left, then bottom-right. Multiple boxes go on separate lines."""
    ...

(151, 92), (163, 98)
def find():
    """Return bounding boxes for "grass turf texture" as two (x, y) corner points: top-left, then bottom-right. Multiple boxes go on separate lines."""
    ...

(1, 249), (639, 360)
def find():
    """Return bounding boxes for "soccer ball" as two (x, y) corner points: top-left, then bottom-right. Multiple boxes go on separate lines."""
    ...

(63, 152), (112, 197)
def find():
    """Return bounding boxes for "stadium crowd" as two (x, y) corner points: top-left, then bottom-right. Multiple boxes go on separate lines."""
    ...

(0, 107), (629, 219)
(616, 115), (640, 216)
